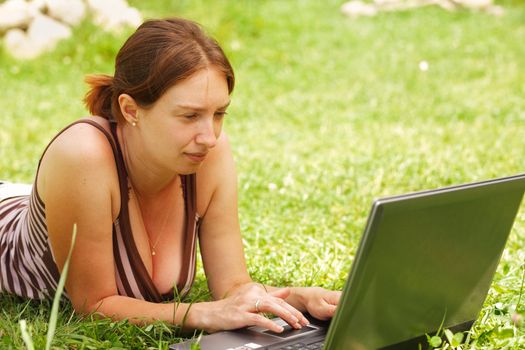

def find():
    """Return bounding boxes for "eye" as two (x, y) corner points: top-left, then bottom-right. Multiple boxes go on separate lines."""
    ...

(184, 113), (198, 120)
(214, 111), (228, 119)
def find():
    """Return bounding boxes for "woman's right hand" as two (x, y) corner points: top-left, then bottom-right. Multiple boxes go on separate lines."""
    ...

(185, 283), (310, 333)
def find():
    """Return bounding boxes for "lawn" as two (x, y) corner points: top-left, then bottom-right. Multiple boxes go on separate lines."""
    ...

(1, 0), (525, 348)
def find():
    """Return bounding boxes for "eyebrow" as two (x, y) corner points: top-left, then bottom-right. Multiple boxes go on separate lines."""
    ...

(176, 100), (231, 111)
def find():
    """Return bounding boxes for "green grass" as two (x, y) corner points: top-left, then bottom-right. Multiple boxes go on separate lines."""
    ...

(1, 0), (525, 348)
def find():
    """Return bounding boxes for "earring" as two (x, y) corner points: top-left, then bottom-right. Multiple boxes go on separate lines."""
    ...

(131, 121), (137, 126)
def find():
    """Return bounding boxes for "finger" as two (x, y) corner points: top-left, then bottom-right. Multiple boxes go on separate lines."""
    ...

(323, 304), (338, 318)
(324, 291), (342, 305)
(258, 298), (302, 329)
(248, 313), (285, 333)
(315, 302), (338, 320)
(274, 297), (309, 326)
(268, 288), (308, 326)
(269, 287), (291, 300)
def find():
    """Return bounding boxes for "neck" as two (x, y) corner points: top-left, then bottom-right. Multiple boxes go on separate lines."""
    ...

(117, 123), (177, 197)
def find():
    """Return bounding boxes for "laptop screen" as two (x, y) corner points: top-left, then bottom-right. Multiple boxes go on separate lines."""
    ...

(325, 174), (525, 349)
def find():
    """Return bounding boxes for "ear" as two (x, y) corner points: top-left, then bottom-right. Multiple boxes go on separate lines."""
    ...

(118, 94), (139, 125)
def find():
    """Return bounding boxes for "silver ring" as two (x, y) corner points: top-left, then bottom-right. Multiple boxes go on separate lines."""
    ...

(255, 299), (261, 313)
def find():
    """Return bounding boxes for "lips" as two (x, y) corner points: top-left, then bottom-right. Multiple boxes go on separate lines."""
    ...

(184, 152), (207, 162)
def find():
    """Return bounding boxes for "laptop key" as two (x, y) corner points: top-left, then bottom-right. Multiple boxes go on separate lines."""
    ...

(273, 343), (307, 350)
(305, 341), (324, 349)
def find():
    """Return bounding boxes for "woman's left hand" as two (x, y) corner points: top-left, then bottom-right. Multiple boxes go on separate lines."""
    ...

(296, 287), (342, 321)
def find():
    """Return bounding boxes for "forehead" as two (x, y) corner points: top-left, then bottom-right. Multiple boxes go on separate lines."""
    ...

(162, 67), (230, 108)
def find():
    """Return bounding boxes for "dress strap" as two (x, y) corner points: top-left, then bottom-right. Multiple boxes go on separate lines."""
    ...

(108, 122), (199, 302)
(169, 173), (198, 300)
(35, 119), (119, 177)
(108, 122), (166, 302)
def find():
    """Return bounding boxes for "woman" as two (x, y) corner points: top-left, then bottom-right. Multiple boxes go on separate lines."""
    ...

(0, 17), (340, 333)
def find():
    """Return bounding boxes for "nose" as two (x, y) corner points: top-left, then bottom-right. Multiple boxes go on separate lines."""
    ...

(195, 118), (219, 148)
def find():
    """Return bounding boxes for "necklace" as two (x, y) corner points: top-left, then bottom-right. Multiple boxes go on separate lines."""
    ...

(151, 194), (176, 256)
(133, 187), (177, 256)
(119, 128), (177, 256)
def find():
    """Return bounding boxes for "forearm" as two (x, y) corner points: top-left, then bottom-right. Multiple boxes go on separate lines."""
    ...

(87, 295), (195, 328)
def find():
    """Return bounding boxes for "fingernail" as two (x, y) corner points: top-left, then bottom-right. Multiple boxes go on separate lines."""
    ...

(295, 322), (302, 329)
(277, 326), (284, 332)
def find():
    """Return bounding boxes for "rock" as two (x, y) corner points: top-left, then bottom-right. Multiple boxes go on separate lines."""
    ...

(86, 0), (142, 31)
(2, 0), (145, 59)
(341, 0), (378, 18)
(27, 14), (72, 51)
(486, 5), (504, 16)
(46, 0), (87, 26)
(0, 0), (34, 32)
(28, 0), (46, 12)
(374, 0), (403, 4)
(456, 0), (493, 9)
(102, 6), (142, 32)
(4, 28), (39, 59)
(5, 14), (72, 59)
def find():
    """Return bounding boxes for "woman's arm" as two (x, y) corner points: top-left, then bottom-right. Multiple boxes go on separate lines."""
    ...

(196, 133), (250, 299)
(195, 134), (340, 330)
(39, 125), (297, 333)
(35, 126), (195, 328)
(40, 124), (122, 313)
(194, 134), (311, 330)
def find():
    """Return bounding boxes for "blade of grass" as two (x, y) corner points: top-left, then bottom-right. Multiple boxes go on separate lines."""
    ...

(45, 223), (77, 350)
(19, 319), (34, 350)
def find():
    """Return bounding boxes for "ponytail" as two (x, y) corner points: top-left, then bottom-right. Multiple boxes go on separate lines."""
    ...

(84, 74), (114, 120)
(83, 18), (235, 123)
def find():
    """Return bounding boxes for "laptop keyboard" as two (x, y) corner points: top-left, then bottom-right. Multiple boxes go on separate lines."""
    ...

(272, 340), (324, 349)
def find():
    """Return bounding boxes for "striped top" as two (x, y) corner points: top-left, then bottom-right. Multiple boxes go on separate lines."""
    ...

(0, 119), (200, 302)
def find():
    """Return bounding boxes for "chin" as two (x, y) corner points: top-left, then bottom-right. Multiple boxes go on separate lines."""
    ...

(176, 164), (201, 175)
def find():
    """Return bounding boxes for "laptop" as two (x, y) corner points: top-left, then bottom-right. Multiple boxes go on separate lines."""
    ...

(171, 173), (525, 350)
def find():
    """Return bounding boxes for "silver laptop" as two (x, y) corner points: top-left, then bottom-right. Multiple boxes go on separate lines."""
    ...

(171, 173), (525, 350)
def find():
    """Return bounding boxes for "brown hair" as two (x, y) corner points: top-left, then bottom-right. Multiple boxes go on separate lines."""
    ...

(84, 18), (235, 121)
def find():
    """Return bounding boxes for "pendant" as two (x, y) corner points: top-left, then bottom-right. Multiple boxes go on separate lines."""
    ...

(152, 250), (156, 256)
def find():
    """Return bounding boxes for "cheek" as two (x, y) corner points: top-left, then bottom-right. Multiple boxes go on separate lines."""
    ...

(214, 120), (224, 138)
(172, 125), (199, 146)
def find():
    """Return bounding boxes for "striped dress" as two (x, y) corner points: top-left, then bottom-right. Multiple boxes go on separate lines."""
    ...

(0, 119), (200, 302)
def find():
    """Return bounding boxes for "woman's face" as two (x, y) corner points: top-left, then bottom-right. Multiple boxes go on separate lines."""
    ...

(137, 67), (230, 175)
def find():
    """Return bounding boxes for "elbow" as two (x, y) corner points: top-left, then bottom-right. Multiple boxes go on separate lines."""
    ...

(70, 295), (110, 317)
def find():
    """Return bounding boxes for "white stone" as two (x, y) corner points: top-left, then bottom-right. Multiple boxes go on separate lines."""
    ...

(4, 14), (73, 59)
(0, 0), (33, 32)
(28, 0), (46, 12)
(27, 0), (45, 18)
(374, 0), (402, 4)
(341, 1), (378, 18)
(122, 7), (142, 27)
(101, 6), (142, 31)
(456, 0), (493, 9)
(86, 0), (129, 13)
(486, 4), (504, 16)
(46, 0), (86, 26)
(27, 14), (71, 51)
(4, 28), (41, 59)
(86, 0), (142, 31)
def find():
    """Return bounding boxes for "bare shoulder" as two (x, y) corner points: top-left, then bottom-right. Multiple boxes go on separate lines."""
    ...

(38, 119), (119, 214)
(37, 119), (122, 309)
(42, 120), (115, 167)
